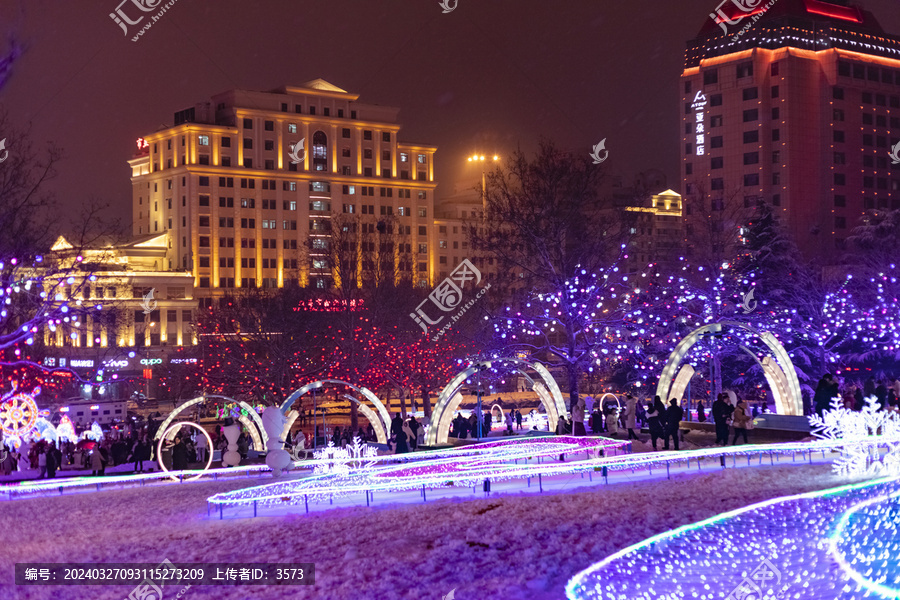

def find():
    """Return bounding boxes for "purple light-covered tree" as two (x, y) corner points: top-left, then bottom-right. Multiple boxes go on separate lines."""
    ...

(493, 257), (637, 409)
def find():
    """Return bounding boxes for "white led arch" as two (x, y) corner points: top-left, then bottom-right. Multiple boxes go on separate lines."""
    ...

(597, 393), (622, 409)
(156, 421), (214, 481)
(154, 395), (268, 451)
(339, 394), (388, 444)
(655, 322), (802, 416)
(278, 379), (391, 444)
(426, 358), (569, 446)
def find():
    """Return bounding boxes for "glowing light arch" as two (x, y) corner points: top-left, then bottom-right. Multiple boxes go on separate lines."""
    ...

(156, 421), (214, 481)
(154, 395), (268, 451)
(278, 380), (391, 445)
(597, 393), (622, 409)
(655, 322), (802, 416)
(490, 404), (505, 423)
(426, 358), (569, 446)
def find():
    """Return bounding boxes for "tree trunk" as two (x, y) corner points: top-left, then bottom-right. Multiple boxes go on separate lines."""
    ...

(422, 386), (431, 418)
(350, 401), (359, 433)
(713, 352), (723, 401)
(566, 361), (579, 413)
(399, 389), (407, 418)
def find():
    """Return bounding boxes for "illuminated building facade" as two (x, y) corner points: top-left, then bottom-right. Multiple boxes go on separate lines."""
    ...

(681, 0), (900, 261)
(40, 235), (198, 399)
(128, 80), (438, 301)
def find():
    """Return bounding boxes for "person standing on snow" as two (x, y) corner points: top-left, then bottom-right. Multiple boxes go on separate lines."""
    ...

(623, 395), (639, 440)
(732, 398), (752, 445)
(663, 398), (684, 451)
(647, 397), (666, 450)
(712, 393), (732, 445)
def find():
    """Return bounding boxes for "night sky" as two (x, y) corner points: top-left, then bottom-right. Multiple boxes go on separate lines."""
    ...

(3, 0), (900, 231)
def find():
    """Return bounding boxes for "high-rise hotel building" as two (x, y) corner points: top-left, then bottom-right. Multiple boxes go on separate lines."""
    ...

(681, 0), (900, 261)
(129, 80), (437, 301)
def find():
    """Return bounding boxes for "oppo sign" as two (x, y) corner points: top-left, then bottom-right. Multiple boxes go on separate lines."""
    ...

(140, 358), (163, 366)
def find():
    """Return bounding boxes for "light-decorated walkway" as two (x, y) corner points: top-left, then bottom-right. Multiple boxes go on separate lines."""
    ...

(566, 474), (900, 599)
(205, 436), (863, 518)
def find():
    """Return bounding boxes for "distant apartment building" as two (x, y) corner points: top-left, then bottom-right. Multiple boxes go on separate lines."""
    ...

(604, 171), (685, 273)
(433, 179), (499, 282)
(624, 189), (684, 272)
(682, 0), (900, 262)
(128, 80), (438, 301)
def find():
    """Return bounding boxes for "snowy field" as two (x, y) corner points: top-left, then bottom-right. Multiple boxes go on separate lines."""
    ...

(0, 460), (868, 600)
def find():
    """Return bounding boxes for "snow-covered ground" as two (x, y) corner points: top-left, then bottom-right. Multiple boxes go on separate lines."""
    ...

(0, 459), (869, 600)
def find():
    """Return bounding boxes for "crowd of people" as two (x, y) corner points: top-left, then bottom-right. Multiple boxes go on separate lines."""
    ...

(811, 374), (900, 415)
(0, 432), (156, 479)
(566, 392), (760, 450)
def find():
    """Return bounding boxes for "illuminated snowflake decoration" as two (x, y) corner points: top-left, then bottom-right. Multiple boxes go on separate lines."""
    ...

(0, 383), (40, 438)
(809, 396), (900, 477)
(312, 437), (377, 477)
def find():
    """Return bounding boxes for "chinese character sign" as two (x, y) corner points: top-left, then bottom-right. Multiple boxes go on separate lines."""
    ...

(691, 91), (708, 156)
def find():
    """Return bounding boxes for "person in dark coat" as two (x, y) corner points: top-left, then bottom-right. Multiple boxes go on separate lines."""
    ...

(132, 439), (148, 473)
(515, 409), (523, 430)
(407, 416), (420, 450)
(390, 414), (402, 437)
(46, 445), (58, 479)
(814, 374), (837, 416)
(394, 425), (410, 454)
(663, 398), (684, 451)
(171, 436), (189, 471)
(876, 382), (889, 410)
(590, 408), (602, 434)
(647, 397), (666, 450)
(712, 393), (732, 445)
(696, 400), (707, 423)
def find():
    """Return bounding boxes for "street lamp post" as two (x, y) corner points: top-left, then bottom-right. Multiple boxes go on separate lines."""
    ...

(312, 386), (318, 450)
(467, 154), (500, 212)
